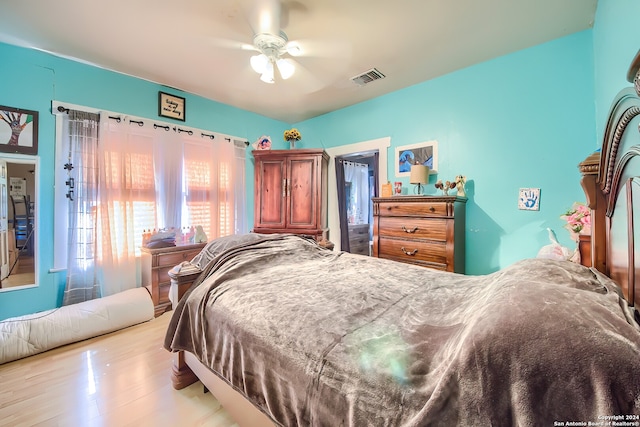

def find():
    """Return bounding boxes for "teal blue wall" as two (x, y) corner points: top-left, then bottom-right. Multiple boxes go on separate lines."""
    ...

(0, 41), (285, 320)
(593, 0), (640, 141)
(298, 31), (595, 274)
(1, 0), (635, 318)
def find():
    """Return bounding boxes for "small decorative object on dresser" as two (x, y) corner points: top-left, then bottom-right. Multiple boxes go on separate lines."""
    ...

(372, 195), (466, 272)
(381, 181), (393, 197)
(409, 164), (429, 195)
(394, 181), (403, 195)
(455, 175), (466, 197)
(435, 179), (456, 196)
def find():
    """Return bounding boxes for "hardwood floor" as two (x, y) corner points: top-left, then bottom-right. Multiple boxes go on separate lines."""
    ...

(0, 312), (238, 427)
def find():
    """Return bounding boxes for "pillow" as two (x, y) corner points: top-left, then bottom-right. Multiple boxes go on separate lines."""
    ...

(190, 233), (264, 270)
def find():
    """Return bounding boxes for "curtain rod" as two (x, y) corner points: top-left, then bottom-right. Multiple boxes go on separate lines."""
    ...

(54, 102), (250, 147)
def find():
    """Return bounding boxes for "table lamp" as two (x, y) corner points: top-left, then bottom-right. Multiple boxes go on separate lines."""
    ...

(410, 164), (429, 195)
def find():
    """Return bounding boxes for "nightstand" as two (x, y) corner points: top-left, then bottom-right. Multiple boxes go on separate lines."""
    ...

(141, 242), (206, 316)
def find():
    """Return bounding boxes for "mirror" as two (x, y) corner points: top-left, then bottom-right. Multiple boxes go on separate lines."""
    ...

(0, 157), (36, 290)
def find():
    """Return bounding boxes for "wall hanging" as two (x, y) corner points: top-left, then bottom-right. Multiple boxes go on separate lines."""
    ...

(0, 105), (38, 155)
(158, 92), (186, 121)
(395, 140), (437, 177)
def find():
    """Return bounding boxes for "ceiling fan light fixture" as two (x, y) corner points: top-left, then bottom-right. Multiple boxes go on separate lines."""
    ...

(276, 58), (295, 79)
(250, 31), (296, 83)
(260, 61), (275, 84)
(250, 54), (269, 74)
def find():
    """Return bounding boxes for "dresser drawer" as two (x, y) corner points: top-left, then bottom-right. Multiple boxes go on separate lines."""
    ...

(141, 242), (206, 317)
(376, 201), (449, 217)
(157, 249), (198, 267)
(378, 237), (448, 269)
(377, 217), (447, 241)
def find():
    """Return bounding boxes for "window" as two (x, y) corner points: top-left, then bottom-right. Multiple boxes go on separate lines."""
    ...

(53, 102), (247, 270)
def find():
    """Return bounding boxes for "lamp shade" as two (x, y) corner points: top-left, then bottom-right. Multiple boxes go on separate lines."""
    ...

(410, 165), (429, 184)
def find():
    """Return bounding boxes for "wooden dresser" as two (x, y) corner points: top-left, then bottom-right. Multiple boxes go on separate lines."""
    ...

(372, 196), (466, 273)
(252, 149), (329, 241)
(141, 242), (206, 317)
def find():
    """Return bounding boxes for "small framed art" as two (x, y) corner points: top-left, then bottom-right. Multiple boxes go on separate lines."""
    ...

(518, 188), (540, 210)
(0, 105), (39, 155)
(158, 91), (186, 121)
(395, 140), (438, 177)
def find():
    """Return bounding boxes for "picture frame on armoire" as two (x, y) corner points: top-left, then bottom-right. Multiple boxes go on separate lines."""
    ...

(0, 105), (39, 155)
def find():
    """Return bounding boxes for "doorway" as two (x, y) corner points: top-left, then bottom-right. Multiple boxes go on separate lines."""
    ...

(326, 137), (391, 252)
(335, 151), (378, 255)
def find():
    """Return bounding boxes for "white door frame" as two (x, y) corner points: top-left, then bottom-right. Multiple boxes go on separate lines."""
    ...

(326, 137), (391, 252)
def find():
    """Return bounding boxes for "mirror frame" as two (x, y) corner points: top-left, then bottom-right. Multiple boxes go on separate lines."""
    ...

(0, 153), (39, 292)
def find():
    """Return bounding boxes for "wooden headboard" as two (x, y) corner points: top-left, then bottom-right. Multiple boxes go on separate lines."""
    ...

(581, 49), (640, 315)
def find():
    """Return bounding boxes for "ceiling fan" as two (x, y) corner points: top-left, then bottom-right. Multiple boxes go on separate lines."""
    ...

(238, 0), (321, 84)
(249, 31), (300, 83)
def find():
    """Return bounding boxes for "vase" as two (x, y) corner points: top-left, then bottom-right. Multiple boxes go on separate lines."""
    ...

(288, 139), (297, 149)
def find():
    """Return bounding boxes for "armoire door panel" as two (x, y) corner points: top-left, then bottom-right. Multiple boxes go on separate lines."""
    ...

(256, 159), (286, 228)
(288, 157), (316, 228)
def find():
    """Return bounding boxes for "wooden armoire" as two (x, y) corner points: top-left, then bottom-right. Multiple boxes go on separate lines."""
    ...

(253, 149), (329, 241)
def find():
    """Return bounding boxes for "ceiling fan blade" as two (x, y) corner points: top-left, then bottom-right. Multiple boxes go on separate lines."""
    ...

(208, 36), (257, 52)
(286, 38), (352, 59)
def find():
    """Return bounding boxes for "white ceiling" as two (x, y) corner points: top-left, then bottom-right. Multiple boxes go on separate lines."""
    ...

(0, 0), (597, 123)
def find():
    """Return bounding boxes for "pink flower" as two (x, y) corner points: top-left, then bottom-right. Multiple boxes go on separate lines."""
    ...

(561, 202), (591, 240)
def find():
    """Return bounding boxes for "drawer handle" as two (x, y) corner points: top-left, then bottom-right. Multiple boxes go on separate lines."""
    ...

(401, 225), (418, 233)
(429, 207), (436, 212)
(400, 247), (418, 256)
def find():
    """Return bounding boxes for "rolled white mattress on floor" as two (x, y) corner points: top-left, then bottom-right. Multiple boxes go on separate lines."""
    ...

(0, 287), (154, 365)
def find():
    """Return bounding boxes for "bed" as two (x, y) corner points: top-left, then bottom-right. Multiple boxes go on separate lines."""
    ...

(164, 52), (640, 426)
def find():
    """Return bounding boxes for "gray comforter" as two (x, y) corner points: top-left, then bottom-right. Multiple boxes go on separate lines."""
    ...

(164, 234), (640, 426)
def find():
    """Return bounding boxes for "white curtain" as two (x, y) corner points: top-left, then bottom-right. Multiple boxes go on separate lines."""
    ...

(343, 161), (369, 225)
(97, 117), (156, 296)
(63, 111), (101, 305)
(154, 129), (183, 229)
(60, 110), (248, 300)
(183, 135), (246, 239)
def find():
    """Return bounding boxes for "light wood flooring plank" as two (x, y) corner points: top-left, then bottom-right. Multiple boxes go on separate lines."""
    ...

(0, 312), (238, 427)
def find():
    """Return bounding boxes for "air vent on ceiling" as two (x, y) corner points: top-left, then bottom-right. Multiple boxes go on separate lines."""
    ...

(351, 68), (385, 86)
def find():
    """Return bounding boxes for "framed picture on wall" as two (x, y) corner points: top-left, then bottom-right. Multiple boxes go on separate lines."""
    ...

(395, 140), (438, 177)
(158, 91), (186, 121)
(0, 105), (39, 155)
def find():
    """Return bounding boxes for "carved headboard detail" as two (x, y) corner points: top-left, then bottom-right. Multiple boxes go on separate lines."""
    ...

(581, 49), (640, 314)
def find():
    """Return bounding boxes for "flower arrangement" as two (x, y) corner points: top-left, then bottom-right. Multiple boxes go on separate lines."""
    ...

(561, 202), (591, 240)
(435, 179), (456, 195)
(283, 128), (301, 142)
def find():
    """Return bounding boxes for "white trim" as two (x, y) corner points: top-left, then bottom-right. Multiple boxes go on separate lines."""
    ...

(326, 137), (391, 252)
